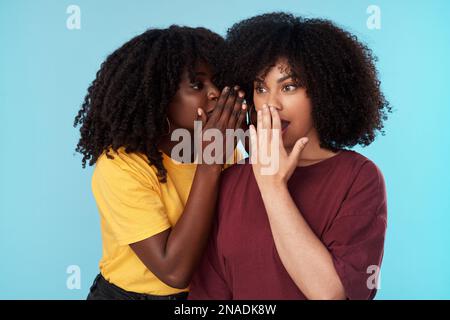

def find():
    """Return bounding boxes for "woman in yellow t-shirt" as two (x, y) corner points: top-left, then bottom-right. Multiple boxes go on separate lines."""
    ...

(74, 26), (247, 300)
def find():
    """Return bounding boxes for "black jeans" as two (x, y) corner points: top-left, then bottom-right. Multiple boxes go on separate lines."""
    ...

(87, 273), (188, 300)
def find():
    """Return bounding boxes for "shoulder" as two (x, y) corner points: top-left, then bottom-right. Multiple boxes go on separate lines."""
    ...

(340, 150), (385, 190)
(338, 150), (387, 217)
(93, 147), (161, 189)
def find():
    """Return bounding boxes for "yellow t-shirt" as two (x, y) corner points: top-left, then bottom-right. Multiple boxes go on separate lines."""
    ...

(92, 147), (242, 295)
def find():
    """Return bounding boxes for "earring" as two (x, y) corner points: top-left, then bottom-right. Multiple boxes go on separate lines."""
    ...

(165, 117), (171, 135)
(247, 104), (257, 126)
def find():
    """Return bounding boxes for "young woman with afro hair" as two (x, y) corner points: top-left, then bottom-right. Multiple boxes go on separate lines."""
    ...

(74, 25), (247, 300)
(189, 12), (392, 300)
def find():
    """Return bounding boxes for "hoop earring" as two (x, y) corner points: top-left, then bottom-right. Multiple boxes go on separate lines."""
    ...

(165, 117), (171, 135)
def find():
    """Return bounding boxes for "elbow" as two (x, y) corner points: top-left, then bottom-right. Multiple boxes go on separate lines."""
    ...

(317, 292), (347, 300)
(162, 273), (190, 289)
(310, 288), (346, 300)
(305, 282), (346, 300)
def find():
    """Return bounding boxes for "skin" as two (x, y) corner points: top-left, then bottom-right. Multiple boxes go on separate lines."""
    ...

(249, 58), (346, 299)
(253, 57), (337, 165)
(130, 61), (247, 289)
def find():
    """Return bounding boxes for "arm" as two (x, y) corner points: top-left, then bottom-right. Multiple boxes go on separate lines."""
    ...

(249, 104), (345, 299)
(130, 86), (246, 289)
(130, 165), (222, 289)
(258, 182), (346, 299)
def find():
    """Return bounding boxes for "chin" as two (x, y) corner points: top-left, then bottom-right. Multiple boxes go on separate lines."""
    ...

(282, 139), (294, 150)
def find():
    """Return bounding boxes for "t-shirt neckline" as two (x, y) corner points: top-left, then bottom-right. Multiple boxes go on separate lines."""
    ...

(295, 149), (347, 171)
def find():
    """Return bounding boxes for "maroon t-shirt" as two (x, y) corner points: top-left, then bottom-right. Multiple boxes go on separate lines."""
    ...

(189, 150), (387, 300)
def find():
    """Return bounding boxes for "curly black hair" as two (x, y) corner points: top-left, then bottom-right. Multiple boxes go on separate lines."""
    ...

(220, 12), (391, 150)
(74, 25), (224, 182)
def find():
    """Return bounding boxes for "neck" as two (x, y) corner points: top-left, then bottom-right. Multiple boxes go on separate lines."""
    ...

(158, 129), (196, 163)
(287, 130), (339, 167)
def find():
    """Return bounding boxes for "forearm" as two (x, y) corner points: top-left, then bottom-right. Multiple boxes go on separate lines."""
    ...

(163, 164), (222, 283)
(259, 183), (346, 300)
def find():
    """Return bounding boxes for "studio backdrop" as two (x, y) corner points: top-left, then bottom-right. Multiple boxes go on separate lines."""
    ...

(0, 0), (449, 299)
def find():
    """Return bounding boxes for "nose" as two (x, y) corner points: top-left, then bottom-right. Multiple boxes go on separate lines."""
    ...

(259, 93), (282, 111)
(205, 86), (220, 113)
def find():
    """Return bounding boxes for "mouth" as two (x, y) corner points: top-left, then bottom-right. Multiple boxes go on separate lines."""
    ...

(280, 120), (290, 134)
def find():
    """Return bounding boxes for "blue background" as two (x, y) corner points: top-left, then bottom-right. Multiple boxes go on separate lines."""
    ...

(1, 0), (449, 299)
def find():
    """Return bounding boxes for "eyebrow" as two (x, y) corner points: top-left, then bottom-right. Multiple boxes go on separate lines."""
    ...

(254, 74), (294, 84)
(276, 75), (293, 83)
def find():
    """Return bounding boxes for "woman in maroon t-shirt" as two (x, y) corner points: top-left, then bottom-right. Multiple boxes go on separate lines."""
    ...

(189, 12), (391, 300)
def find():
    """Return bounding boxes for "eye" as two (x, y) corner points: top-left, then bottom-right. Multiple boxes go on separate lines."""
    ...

(282, 84), (298, 92)
(254, 84), (267, 94)
(190, 81), (204, 90)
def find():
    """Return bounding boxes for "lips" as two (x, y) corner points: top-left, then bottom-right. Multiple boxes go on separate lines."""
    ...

(281, 120), (290, 134)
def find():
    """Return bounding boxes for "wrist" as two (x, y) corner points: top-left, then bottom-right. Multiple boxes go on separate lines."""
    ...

(258, 179), (288, 195)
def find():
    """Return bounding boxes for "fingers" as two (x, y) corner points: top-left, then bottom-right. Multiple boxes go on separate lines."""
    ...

(235, 99), (247, 130)
(288, 137), (309, 167)
(197, 107), (207, 127)
(249, 124), (258, 165)
(206, 86), (230, 126)
(218, 85), (239, 127)
(206, 85), (244, 130)
(258, 104), (271, 155)
(256, 105), (261, 135)
(269, 106), (281, 130)
(262, 104), (272, 131)
(268, 106), (283, 162)
(227, 90), (245, 129)
(201, 85), (245, 164)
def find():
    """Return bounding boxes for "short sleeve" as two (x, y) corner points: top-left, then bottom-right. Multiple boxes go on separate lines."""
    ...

(323, 161), (387, 300)
(92, 151), (171, 246)
(188, 219), (232, 300)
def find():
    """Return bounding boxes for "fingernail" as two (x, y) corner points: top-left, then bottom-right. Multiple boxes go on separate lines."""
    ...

(234, 85), (240, 91)
(263, 104), (268, 110)
(238, 91), (244, 98)
(197, 108), (202, 117)
(224, 86), (229, 92)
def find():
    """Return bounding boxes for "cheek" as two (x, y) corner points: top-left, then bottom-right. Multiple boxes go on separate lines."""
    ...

(253, 93), (264, 108)
(285, 95), (314, 133)
(169, 92), (205, 129)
